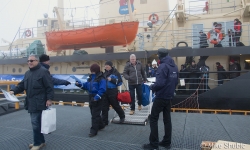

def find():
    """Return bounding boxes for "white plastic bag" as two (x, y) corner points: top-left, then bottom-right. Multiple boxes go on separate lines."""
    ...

(180, 79), (185, 86)
(41, 108), (56, 134)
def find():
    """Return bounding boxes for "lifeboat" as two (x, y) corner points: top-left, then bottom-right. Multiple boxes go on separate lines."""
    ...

(45, 21), (139, 51)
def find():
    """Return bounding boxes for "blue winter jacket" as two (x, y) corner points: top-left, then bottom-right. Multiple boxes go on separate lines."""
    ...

(80, 72), (106, 101)
(104, 68), (122, 89)
(40, 62), (69, 86)
(151, 56), (178, 99)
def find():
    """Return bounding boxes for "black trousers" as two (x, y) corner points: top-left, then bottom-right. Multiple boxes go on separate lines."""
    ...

(235, 32), (241, 43)
(149, 98), (172, 148)
(102, 88), (125, 125)
(129, 84), (143, 110)
(89, 96), (104, 134)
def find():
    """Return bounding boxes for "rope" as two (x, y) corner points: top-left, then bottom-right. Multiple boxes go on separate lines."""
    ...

(0, 0), (13, 13)
(88, 0), (99, 18)
(8, 0), (33, 51)
(58, 0), (115, 10)
(120, 22), (128, 46)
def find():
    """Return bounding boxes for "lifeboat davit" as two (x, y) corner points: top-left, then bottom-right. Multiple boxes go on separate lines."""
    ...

(45, 21), (139, 51)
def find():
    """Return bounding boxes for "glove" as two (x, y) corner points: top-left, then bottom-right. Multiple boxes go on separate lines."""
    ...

(65, 81), (71, 86)
(75, 81), (82, 87)
(94, 94), (101, 101)
(149, 84), (154, 90)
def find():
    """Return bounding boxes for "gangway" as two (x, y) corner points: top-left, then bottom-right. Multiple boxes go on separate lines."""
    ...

(111, 80), (153, 126)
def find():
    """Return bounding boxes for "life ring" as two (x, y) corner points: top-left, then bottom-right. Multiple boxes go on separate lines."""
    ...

(148, 14), (159, 24)
(25, 30), (31, 37)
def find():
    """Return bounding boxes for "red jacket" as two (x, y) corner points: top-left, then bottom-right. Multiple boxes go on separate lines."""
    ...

(234, 22), (242, 32)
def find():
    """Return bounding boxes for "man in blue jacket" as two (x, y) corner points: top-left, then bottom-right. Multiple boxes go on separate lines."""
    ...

(143, 48), (178, 150)
(75, 64), (106, 137)
(39, 54), (71, 86)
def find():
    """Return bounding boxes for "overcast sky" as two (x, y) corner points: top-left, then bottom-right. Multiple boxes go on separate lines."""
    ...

(0, 0), (180, 46)
(0, 0), (100, 46)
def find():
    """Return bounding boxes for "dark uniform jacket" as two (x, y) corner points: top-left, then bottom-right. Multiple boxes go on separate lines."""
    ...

(40, 62), (69, 85)
(123, 60), (147, 85)
(104, 67), (122, 89)
(12, 64), (54, 113)
(151, 56), (178, 99)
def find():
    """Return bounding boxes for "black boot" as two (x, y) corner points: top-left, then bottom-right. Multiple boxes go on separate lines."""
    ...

(142, 144), (159, 150)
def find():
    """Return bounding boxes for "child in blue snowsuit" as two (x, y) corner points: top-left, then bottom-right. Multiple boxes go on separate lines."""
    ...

(75, 64), (106, 137)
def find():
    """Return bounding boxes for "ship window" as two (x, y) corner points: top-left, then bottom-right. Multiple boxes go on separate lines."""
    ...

(37, 20), (42, 27)
(105, 47), (114, 53)
(51, 20), (58, 29)
(140, 0), (147, 4)
(43, 20), (48, 26)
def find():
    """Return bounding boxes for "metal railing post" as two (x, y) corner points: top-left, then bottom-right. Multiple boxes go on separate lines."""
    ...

(248, 25), (250, 46)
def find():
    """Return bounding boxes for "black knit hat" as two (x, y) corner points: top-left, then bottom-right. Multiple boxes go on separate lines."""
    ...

(39, 54), (50, 62)
(157, 48), (168, 59)
(90, 64), (100, 73)
(105, 61), (113, 67)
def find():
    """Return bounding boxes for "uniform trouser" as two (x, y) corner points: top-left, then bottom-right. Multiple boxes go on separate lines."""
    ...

(30, 112), (45, 146)
(149, 98), (172, 148)
(89, 96), (104, 134)
(102, 88), (125, 125)
(129, 84), (142, 110)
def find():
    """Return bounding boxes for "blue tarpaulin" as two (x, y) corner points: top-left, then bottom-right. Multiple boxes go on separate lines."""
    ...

(0, 74), (88, 89)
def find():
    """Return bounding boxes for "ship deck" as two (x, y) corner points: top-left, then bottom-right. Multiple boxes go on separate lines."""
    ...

(0, 105), (250, 150)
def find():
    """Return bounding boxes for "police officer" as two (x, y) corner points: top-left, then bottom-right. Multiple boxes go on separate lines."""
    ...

(75, 64), (106, 137)
(102, 61), (125, 125)
(143, 48), (178, 150)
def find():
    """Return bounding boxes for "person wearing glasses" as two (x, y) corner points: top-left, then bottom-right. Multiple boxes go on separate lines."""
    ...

(39, 54), (71, 86)
(9, 54), (54, 150)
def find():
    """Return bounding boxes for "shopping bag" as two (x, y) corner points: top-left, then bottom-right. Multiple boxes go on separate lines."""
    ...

(117, 91), (131, 103)
(141, 84), (150, 106)
(41, 108), (56, 134)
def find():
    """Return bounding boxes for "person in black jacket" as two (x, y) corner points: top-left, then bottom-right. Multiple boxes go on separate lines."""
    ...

(39, 54), (71, 86)
(145, 61), (152, 78)
(75, 64), (106, 137)
(216, 62), (227, 85)
(229, 60), (238, 79)
(143, 48), (178, 150)
(234, 60), (241, 77)
(10, 55), (54, 150)
(187, 60), (199, 94)
(199, 30), (209, 48)
(102, 61), (125, 125)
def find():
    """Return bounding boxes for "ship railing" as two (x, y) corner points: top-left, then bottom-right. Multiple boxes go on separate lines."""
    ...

(0, 43), (46, 59)
(185, 0), (241, 15)
(175, 71), (249, 95)
(16, 9), (175, 38)
(136, 25), (250, 50)
(68, 9), (174, 29)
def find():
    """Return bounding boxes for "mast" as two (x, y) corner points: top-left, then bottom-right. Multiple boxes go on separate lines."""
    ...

(58, 0), (64, 22)
(127, 0), (135, 21)
(54, 0), (65, 30)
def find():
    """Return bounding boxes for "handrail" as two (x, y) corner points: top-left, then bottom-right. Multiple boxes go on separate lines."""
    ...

(155, 4), (177, 33)
(171, 108), (250, 115)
